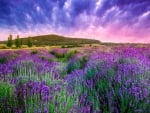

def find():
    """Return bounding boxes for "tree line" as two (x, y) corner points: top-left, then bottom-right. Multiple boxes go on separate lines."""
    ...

(7, 34), (33, 48)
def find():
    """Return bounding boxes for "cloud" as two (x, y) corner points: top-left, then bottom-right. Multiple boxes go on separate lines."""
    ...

(0, 0), (149, 42)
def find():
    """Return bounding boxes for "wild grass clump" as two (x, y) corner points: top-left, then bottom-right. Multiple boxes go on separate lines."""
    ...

(0, 82), (15, 113)
(64, 50), (78, 61)
(50, 49), (78, 62)
(67, 55), (88, 74)
(0, 57), (7, 64)
(50, 50), (65, 58)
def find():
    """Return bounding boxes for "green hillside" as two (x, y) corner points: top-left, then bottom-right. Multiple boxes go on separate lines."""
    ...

(0, 34), (100, 46)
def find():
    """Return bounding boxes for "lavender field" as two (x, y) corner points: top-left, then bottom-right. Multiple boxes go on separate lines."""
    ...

(0, 46), (150, 113)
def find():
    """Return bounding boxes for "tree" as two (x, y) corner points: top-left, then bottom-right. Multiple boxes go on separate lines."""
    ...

(7, 34), (13, 47)
(15, 35), (21, 48)
(27, 37), (32, 47)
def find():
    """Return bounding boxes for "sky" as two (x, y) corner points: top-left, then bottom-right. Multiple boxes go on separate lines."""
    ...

(0, 0), (150, 43)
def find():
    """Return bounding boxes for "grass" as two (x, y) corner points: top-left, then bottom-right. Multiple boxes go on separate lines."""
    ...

(67, 55), (88, 74)
(1, 55), (70, 112)
(0, 82), (15, 113)
(50, 49), (78, 62)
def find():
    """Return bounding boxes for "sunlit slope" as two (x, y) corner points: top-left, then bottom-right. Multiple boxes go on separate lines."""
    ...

(0, 34), (100, 45)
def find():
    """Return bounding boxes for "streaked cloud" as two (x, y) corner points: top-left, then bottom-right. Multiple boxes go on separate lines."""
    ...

(0, 0), (149, 42)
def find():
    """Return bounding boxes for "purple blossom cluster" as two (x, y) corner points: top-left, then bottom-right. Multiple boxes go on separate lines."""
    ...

(0, 46), (150, 113)
(0, 49), (63, 81)
(66, 46), (150, 112)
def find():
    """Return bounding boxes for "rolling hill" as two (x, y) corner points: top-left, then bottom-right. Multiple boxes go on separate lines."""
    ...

(0, 34), (100, 46)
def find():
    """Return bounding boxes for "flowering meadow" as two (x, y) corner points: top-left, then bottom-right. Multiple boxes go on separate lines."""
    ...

(0, 46), (150, 113)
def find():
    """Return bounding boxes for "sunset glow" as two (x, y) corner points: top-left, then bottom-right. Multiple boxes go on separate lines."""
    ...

(0, 0), (150, 42)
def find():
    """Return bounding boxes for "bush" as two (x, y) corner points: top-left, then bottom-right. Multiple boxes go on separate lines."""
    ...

(0, 45), (8, 49)
(61, 45), (66, 48)
(30, 50), (38, 55)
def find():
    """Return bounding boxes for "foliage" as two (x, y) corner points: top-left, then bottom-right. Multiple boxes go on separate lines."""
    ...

(0, 57), (7, 64)
(0, 82), (15, 112)
(50, 49), (78, 63)
(61, 45), (82, 48)
(6, 34), (13, 47)
(20, 39), (23, 45)
(27, 37), (33, 47)
(15, 35), (21, 48)
(67, 56), (88, 73)
(30, 50), (38, 55)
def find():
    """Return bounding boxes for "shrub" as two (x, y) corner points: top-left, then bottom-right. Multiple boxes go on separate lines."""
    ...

(0, 45), (7, 49)
(30, 50), (38, 55)
(61, 45), (66, 48)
